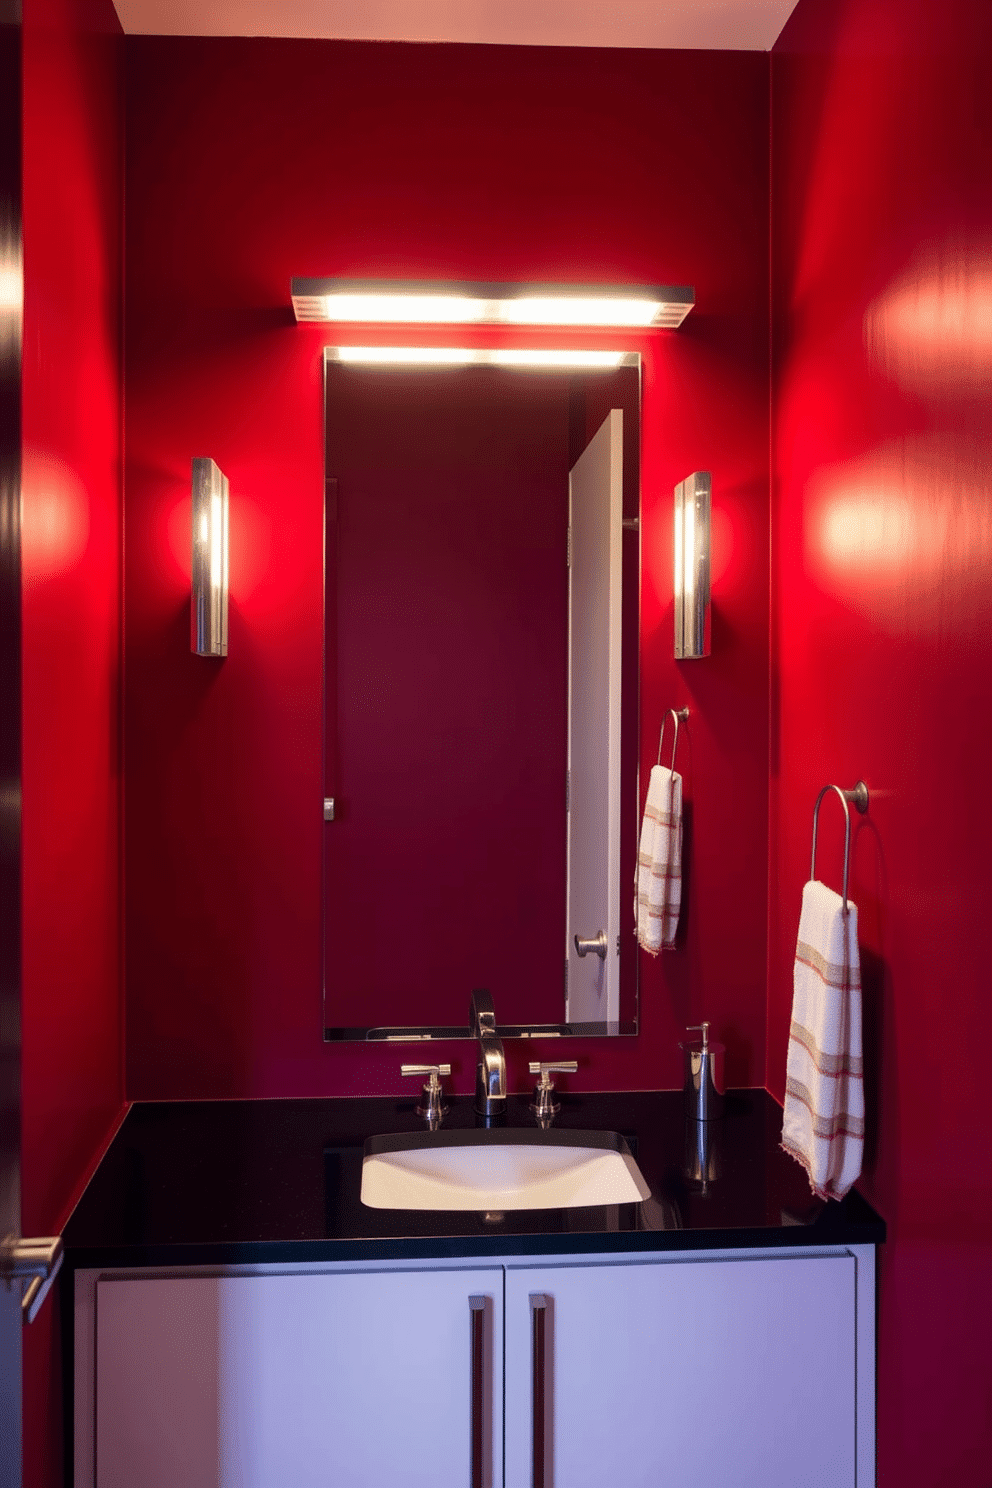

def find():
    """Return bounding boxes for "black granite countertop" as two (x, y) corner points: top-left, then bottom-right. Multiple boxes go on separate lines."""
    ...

(61, 1089), (885, 1269)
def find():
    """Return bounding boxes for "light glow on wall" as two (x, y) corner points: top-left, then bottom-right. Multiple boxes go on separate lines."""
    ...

(818, 490), (914, 567)
(21, 448), (90, 580)
(864, 254), (992, 394)
(805, 440), (990, 636)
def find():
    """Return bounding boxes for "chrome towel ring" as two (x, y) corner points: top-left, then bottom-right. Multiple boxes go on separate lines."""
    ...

(657, 707), (689, 771)
(810, 781), (869, 910)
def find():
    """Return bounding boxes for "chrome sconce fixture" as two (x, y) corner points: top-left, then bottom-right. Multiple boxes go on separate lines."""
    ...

(191, 457), (229, 657)
(674, 471), (711, 659)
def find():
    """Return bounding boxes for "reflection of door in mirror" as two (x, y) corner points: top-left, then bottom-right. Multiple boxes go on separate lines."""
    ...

(322, 359), (640, 1040)
(566, 411), (623, 1031)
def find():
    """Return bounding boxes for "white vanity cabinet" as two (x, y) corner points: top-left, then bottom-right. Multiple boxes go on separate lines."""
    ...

(504, 1253), (864, 1487)
(82, 1265), (503, 1488)
(76, 1245), (875, 1488)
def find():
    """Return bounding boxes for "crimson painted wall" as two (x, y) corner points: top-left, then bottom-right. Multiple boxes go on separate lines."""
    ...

(20, 0), (125, 1481)
(770, 0), (992, 1480)
(122, 40), (771, 1100)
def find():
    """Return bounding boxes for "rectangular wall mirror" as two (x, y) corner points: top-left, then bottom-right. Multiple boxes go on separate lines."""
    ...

(322, 352), (641, 1040)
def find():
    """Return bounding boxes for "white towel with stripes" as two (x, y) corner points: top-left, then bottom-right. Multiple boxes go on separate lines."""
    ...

(635, 765), (682, 953)
(781, 879), (865, 1200)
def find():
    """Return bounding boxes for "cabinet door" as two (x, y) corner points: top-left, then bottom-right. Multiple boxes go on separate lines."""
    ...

(95, 1267), (503, 1488)
(505, 1255), (857, 1488)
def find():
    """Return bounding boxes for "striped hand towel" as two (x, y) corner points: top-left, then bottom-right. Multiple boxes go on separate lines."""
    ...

(781, 879), (865, 1200)
(635, 765), (682, 954)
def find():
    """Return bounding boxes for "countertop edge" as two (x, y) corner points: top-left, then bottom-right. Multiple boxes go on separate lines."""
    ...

(64, 1213), (886, 1274)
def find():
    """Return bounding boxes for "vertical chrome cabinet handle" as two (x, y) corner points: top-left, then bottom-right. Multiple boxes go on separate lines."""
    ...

(470, 1295), (489, 1488)
(530, 1293), (552, 1488)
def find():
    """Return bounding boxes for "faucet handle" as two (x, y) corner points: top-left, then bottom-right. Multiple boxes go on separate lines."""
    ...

(528, 1061), (578, 1120)
(528, 1061), (579, 1080)
(401, 1064), (451, 1125)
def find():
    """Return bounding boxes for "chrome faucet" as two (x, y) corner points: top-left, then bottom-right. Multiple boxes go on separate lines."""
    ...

(470, 988), (506, 1120)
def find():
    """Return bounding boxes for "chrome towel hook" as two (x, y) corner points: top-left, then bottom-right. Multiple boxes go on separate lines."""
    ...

(810, 781), (869, 909)
(657, 707), (689, 771)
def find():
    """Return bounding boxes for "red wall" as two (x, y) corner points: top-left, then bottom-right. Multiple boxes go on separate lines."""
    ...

(20, 0), (125, 1481)
(122, 40), (771, 1100)
(770, 0), (992, 1480)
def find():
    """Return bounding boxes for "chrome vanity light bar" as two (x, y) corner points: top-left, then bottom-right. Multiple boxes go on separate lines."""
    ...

(326, 346), (639, 370)
(292, 278), (694, 328)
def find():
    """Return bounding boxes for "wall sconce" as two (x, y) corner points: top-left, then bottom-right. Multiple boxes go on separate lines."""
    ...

(292, 278), (694, 328)
(674, 471), (711, 659)
(191, 457), (229, 657)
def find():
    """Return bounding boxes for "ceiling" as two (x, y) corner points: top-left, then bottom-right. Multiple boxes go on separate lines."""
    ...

(110, 1), (802, 52)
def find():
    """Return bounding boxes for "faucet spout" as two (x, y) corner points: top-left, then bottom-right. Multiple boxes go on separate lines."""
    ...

(470, 988), (506, 1120)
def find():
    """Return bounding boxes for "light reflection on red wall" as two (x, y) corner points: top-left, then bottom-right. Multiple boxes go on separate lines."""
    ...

(864, 253), (992, 395)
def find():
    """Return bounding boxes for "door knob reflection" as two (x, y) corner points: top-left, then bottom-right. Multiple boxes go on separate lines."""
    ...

(574, 931), (608, 960)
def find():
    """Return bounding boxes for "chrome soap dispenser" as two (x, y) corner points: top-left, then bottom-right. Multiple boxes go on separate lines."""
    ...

(680, 1020), (725, 1122)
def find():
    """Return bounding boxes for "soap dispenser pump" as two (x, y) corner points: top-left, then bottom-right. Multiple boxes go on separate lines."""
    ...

(680, 1020), (725, 1121)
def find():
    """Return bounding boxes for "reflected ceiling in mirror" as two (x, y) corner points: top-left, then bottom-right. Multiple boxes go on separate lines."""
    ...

(322, 353), (641, 1041)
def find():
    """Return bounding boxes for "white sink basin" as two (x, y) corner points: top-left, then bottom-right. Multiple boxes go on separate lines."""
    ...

(361, 1128), (651, 1211)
